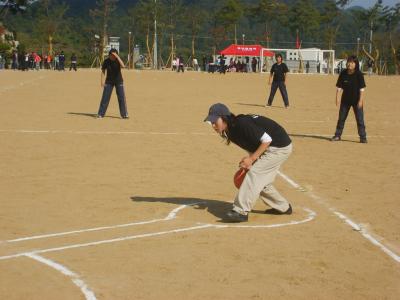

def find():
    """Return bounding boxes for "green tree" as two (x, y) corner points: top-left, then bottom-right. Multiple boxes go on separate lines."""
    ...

(132, 0), (156, 66)
(382, 3), (400, 74)
(288, 0), (320, 45)
(320, 0), (341, 50)
(36, 0), (69, 55)
(214, 0), (243, 44)
(162, 0), (184, 66)
(184, 3), (207, 62)
(90, 0), (118, 64)
(250, 0), (288, 46)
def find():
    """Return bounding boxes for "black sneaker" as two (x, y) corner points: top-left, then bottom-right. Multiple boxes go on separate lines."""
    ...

(225, 210), (248, 223)
(331, 136), (341, 141)
(360, 137), (368, 143)
(265, 204), (292, 215)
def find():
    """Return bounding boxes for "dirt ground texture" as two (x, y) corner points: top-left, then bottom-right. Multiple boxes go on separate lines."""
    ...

(0, 69), (399, 300)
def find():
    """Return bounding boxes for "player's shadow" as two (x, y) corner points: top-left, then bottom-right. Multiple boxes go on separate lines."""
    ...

(289, 133), (360, 143)
(234, 102), (286, 109)
(67, 112), (120, 119)
(289, 133), (332, 141)
(130, 196), (232, 219)
(234, 102), (265, 108)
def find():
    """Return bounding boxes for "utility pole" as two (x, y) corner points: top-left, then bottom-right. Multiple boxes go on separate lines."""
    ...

(234, 24), (237, 44)
(128, 31), (132, 69)
(153, 0), (158, 69)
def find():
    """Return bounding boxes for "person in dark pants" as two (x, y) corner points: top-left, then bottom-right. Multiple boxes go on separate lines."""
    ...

(219, 55), (226, 74)
(59, 51), (65, 71)
(332, 55), (367, 143)
(69, 53), (77, 71)
(97, 49), (129, 119)
(266, 53), (289, 108)
(204, 103), (293, 222)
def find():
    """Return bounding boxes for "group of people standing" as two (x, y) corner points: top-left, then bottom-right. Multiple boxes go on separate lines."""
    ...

(7, 50), (77, 71)
(266, 53), (367, 143)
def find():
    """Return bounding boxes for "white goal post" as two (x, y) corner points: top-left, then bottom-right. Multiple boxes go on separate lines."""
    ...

(260, 48), (335, 75)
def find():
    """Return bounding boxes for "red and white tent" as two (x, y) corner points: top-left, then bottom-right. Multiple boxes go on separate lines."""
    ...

(219, 44), (274, 57)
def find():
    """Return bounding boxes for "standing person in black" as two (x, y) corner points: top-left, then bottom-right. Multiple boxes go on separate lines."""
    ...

(97, 49), (129, 119)
(59, 51), (65, 71)
(204, 103), (293, 223)
(266, 53), (289, 108)
(331, 55), (367, 143)
(219, 55), (226, 74)
(251, 57), (257, 72)
(177, 55), (185, 73)
(69, 53), (77, 71)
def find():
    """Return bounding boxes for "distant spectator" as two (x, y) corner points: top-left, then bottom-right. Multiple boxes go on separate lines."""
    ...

(219, 55), (226, 74)
(251, 57), (257, 72)
(34, 52), (41, 70)
(0, 54), (4, 69)
(177, 55), (184, 73)
(193, 57), (199, 71)
(54, 54), (59, 70)
(12, 51), (18, 70)
(69, 53), (77, 71)
(172, 58), (177, 71)
(367, 59), (374, 76)
(59, 51), (65, 71)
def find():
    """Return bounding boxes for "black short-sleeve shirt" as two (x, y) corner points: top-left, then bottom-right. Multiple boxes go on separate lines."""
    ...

(227, 115), (292, 153)
(336, 70), (366, 105)
(270, 63), (289, 82)
(102, 58), (123, 84)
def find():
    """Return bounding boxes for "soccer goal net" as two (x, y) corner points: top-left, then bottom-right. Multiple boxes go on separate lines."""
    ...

(260, 48), (335, 75)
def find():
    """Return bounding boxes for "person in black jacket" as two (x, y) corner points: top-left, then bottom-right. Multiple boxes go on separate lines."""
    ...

(204, 103), (293, 222)
(97, 49), (129, 119)
(266, 53), (290, 108)
(331, 55), (367, 143)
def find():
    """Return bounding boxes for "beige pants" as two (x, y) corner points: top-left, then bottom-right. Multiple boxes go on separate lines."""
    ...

(233, 144), (293, 214)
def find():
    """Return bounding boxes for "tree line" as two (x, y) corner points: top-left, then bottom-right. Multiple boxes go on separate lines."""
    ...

(1, 0), (399, 74)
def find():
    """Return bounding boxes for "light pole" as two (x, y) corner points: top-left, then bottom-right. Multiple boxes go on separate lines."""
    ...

(153, 0), (158, 70)
(128, 31), (132, 69)
(242, 34), (245, 45)
(357, 37), (360, 57)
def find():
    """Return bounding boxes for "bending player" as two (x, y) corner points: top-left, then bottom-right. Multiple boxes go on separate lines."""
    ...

(204, 103), (293, 222)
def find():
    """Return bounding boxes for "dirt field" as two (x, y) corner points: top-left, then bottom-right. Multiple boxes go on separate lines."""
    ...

(0, 69), (399, 300)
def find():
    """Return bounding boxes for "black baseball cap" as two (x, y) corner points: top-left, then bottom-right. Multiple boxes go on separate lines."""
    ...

(109, 48), (118, 55)
(204, 103), (230, 123)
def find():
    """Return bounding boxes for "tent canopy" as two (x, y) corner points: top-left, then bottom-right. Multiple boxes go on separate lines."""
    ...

(219, 44), (274, 57)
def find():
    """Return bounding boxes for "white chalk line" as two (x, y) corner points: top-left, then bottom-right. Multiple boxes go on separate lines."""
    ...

(0, 129), (395, 138)
(212, 207), (316, 228)
(25, 253), (97, 300)
(278, 171), (400, 264)
(0, 207), (316, 261)
(6, 203), (193, 243)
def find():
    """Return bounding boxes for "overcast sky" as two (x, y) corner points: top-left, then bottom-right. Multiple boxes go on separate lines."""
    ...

(347, 0), (399, 8)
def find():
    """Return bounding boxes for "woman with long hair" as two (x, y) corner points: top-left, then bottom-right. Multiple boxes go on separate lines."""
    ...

(332, 55), (367, 143)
